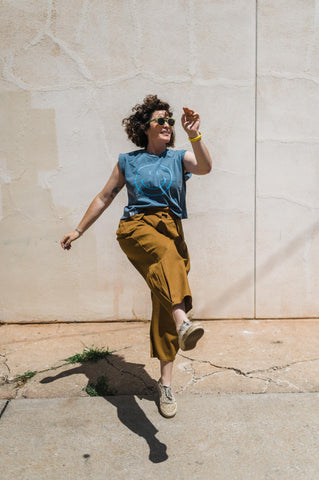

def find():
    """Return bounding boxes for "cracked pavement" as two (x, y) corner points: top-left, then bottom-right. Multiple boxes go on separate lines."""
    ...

(1, 319), (319, 399)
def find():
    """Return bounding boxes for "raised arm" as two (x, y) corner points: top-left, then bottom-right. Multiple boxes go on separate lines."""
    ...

(181, 107), (212, 175)
(61, 162), (125, 250)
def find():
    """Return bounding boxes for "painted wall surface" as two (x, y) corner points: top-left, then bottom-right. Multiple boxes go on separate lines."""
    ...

(0, 0), (317, 322)
(256, 0), (319, 317)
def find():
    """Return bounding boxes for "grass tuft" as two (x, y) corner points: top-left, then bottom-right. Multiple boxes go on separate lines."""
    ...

(15, 370), (37, 386)
(84, 374), (117, 396)
(64, 345), (113, 364)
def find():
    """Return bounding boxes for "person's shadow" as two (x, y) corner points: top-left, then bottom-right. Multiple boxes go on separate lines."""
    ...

(40, 353), (168, 463)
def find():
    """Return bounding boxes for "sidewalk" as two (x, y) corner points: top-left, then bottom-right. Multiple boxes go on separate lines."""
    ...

(1, 319), (319, 479)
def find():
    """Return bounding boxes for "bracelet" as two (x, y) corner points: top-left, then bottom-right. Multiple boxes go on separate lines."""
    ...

(75, 228), (83, 235)
(189, 132), (202, 142)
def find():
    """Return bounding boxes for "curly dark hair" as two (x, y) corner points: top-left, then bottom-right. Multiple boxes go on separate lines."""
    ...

(122, 94), (175, 148)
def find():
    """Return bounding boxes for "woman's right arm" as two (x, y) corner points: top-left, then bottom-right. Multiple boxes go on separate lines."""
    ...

(60, 161), (125, 250)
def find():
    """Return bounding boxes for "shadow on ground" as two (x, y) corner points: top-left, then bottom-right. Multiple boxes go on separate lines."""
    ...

(40, 354), (168, 463)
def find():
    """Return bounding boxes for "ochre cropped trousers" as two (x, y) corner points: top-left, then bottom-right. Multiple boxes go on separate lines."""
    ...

(116, 208), (192, 362)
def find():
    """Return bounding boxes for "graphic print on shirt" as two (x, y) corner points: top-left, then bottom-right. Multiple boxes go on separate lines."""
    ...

(135, 162), (173, 197)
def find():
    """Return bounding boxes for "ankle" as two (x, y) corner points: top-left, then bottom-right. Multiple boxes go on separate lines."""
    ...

(172, 303), (188, 333)
(175, 319), (183, 333)
(160, 377), (171, 387)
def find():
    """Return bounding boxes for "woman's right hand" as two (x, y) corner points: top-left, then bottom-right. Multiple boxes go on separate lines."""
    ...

(60, 230), (81, 250)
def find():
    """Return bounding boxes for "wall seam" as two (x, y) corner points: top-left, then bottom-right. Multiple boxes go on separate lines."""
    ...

(254, 0), (258, 319)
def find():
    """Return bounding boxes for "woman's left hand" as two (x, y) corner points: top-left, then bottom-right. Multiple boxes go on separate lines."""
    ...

(181, 107), (200, 138)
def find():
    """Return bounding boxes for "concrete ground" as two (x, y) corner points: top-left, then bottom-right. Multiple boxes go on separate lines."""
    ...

(1, 319), (319, 479)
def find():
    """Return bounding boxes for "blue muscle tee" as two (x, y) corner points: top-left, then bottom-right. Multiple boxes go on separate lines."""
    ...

(118, 149), (191, 219)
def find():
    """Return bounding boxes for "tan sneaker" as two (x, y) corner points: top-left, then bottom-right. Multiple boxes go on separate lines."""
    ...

(178, 320), (204, 351)
(157, 381), (177, 418)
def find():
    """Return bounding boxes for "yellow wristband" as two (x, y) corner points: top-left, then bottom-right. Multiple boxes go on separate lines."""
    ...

(189, 132), (202, 142)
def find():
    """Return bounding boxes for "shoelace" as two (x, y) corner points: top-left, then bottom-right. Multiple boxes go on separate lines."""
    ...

(163, 385), (174, 402)
(179, 319), (192, 335)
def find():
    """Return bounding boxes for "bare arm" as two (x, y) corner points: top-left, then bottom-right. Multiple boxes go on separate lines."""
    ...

(181, 107), (212, 175)
(60, 162), (125, 250)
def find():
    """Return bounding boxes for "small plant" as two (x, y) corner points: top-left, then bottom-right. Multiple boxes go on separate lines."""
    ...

(64, 345), (113, 364)
(15, 370), (37, 386)
(84, 374), (117, 397)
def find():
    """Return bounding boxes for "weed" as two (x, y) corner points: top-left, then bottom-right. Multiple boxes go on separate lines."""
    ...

(64, 345), (113, 364)
(84, 374), (117, 396)
(15, 370), (37, 386)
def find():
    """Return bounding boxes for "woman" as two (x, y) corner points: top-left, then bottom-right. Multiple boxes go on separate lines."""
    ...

(61, 95), (212, 418)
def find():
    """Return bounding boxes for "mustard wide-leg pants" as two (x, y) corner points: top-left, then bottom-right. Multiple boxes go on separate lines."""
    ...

(116, 208), (192, 362)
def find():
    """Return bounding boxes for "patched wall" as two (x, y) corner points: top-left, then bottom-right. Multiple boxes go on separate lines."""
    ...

(0, 0), (318, 322)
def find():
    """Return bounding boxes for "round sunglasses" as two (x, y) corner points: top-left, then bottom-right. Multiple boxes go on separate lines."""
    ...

(150, 117), (175, 127)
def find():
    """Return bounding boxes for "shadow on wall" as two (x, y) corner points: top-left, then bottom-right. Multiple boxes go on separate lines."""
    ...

(211, 219), (319, 316)
(40, 353), (168, 464)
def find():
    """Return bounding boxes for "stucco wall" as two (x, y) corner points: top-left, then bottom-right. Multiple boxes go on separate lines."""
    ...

(0, 0), (318, 323)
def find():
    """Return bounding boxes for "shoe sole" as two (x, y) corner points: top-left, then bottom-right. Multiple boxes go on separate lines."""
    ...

(180, 325), (204, 351)
(158, 404), (177, 418)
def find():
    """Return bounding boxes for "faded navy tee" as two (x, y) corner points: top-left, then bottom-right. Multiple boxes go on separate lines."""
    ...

(118, 149), (191, 219)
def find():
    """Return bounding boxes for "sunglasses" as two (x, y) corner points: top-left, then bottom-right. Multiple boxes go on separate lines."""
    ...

(150, 117), (175, 127)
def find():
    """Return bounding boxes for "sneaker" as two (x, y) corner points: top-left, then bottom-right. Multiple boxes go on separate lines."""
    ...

(178, 319), (204, 351)
(157, 380), (177, 418)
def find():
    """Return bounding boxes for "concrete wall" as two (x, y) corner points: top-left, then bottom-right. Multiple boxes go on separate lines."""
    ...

(0, 0), (318, 323)
(256, 0), (319, 317)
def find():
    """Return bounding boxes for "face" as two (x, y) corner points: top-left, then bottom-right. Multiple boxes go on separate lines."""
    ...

(146, 110), (173, 145)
